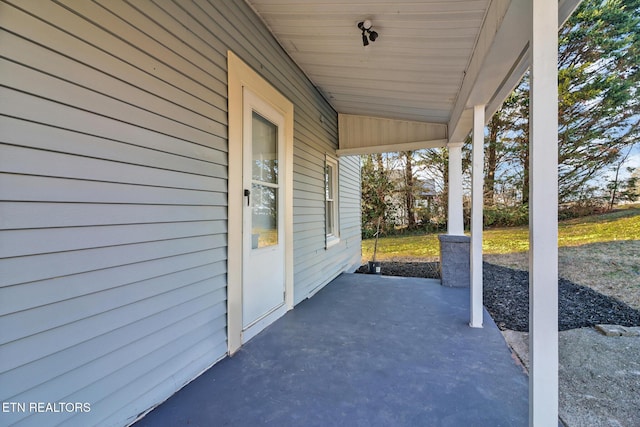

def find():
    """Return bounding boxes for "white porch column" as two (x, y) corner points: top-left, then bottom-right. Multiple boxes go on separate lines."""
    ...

(447, 142), (464, 235)
(440, 142), (470, 288)
(529, 0), (559, 425)
(470, 104), (484, 328)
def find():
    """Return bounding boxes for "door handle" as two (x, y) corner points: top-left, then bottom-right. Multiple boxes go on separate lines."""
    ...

(244, 189), (250, 206)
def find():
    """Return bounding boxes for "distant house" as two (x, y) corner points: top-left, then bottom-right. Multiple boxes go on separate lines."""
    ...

(387, 169), (438, 226)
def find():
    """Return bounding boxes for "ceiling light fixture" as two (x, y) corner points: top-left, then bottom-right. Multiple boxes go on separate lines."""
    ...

(358, 20), (379, 46)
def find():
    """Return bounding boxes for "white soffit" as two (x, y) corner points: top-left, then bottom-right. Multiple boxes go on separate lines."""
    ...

(337, 114), (447, 156)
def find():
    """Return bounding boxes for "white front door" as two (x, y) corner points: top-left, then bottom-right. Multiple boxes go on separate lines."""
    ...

(241, 88), (286, 343)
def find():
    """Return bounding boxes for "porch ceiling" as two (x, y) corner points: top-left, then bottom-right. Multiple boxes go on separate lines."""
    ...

(245, 0), (582, 150)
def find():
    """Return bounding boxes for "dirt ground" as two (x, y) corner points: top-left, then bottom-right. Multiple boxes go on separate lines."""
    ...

(503, 327), (640, 427)
(484, 240), (640, 427)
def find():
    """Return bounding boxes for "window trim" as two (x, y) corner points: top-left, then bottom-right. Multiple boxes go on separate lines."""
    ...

(325, 154), (340, 248)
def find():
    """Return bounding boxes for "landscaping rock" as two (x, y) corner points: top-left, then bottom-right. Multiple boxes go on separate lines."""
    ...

(595, 324), (640, 337)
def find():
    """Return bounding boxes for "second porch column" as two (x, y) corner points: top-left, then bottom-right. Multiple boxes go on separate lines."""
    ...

(470, 104), (485, 328)
(447, 142), (464, 236)
(440, 141), (470, 288)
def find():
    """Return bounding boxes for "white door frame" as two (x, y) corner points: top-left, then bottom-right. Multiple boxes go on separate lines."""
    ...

(227, 51), (294, 355)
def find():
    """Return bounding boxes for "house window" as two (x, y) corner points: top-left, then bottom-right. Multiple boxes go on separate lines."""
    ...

(325, 156), (339, 246)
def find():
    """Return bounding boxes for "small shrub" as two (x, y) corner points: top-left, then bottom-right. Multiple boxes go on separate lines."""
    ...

(361, 227), (378, 239)
(483, 204), (529, 228)
(558, 198), (607, 220)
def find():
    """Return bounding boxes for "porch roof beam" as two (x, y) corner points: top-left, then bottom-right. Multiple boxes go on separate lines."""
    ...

(448, 0), (583, 144)
(448, 0), (511, 143)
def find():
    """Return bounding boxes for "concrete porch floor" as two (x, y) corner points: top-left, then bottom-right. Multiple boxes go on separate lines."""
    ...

(135, 273), (528, 426)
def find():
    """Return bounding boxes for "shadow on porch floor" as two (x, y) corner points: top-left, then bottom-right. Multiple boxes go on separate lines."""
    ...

(135, 273), (528, 426)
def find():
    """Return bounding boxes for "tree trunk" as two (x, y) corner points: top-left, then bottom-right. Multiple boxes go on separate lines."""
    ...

(375, 153), (384, 171)
(522, 139), (530, 205)
(609, 146), (634, 210)
(404, 151), (416, 228)
(485, 116), (498, 205)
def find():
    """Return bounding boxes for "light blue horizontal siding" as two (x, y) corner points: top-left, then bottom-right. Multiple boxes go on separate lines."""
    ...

(0, 0), (230, 424)
(0, 0), (360, 425)
(293, 155), (362, 302)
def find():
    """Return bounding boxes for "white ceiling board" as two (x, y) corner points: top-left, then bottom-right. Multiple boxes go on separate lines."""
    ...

(246, 0), (490, 125)
(246, 0), (583, 149)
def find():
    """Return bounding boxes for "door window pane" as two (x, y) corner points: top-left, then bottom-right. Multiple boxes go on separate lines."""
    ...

(251, 111), (279, 249)
(251, 184), (278, 248)
(252, 112), (278, 183)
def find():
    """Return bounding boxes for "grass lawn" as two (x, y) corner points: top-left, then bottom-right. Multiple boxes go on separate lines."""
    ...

(362, 205), (640, 310)
(362, 205), (640, 261)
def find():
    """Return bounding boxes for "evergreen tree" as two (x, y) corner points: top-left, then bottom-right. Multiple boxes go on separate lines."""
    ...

(489, 0), (639, 206)
(556, 0), (640, 202)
